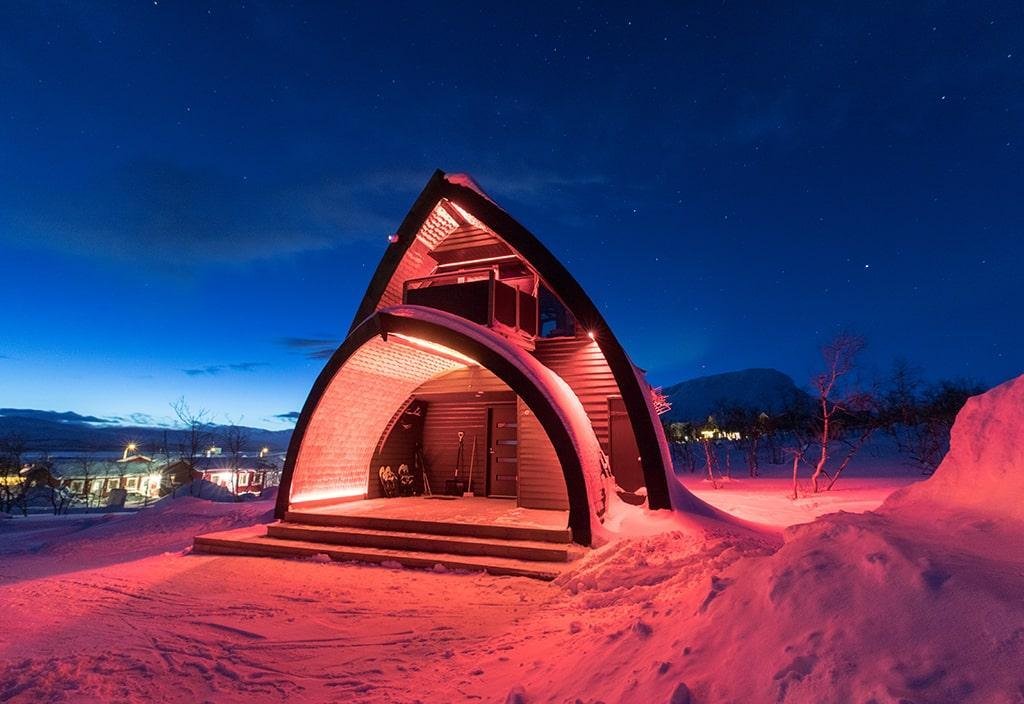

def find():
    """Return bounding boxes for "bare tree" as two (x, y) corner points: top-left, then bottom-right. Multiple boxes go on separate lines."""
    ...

(171, 397), (213, 497)
(71, 449), (96, 509)
(825, 390), (881, 490)
(786, 437), (813, 500)
(46, 469), (76, 516)
(722, 406), (768, 478)
(665, 422), (697, 473)
(809, 334), (866, 493)
(222, 418), (249, 500)
(698, 416), (720, 489)
(907, 379), (985, 473)
(0, 434), (28, 515)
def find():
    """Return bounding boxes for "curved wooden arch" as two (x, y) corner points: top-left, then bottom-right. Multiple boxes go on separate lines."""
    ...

(277, 307), (606, 545)
(348, 170), (673, 510)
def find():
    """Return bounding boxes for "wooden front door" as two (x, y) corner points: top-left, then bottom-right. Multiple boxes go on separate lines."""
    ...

(487, 404), (518, 497)
(609, 396), (644, 492)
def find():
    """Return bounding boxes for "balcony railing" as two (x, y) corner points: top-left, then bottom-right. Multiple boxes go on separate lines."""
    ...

(403, 268), (539, 341)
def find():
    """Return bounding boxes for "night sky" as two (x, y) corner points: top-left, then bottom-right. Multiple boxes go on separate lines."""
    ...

(2, 2), (1021, 428)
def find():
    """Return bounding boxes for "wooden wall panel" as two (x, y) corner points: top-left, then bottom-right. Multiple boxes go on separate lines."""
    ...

(533, 336), (617, 451)
(419, 399), (492, 493)
(532, 336), (642, 490)
(517, 398), (570, 510)
(414, 367), (509, 396)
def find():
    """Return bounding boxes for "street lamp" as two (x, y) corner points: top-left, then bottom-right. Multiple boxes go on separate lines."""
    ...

(123, 442), (137, 461)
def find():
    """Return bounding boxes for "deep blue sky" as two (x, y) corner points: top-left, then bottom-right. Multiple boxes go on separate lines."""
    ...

(1, 1), (1021, 428)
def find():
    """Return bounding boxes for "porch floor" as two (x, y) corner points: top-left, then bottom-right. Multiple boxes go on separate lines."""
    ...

(291, 496), (569, 531)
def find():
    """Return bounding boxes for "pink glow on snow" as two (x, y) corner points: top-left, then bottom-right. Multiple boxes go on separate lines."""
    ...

(444, 173), (497, 203)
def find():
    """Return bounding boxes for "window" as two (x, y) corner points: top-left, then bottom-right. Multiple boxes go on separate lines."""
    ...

(538, 286), (577, 338)
(126, 477), (138, 490)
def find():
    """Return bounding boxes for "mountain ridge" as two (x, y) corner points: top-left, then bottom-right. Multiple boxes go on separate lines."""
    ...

(660, 367), (812, 423)
(0, 408), (293, 454)
(3, 367), (812, 451)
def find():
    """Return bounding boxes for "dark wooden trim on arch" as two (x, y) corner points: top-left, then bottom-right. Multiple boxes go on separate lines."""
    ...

(347, 171), (672, 511)
(276, 310), (594, 546)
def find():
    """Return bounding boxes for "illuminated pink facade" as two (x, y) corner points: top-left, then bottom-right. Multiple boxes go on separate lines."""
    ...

(277, 171), (684, 545)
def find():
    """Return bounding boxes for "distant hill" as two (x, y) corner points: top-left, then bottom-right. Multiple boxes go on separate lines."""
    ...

(661, 368), (812, 423)
(0, 408), (292, 454)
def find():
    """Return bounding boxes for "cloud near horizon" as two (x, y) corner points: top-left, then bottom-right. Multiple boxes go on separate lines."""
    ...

(182, 362), (269, 377)
(277, 337), (340, 360)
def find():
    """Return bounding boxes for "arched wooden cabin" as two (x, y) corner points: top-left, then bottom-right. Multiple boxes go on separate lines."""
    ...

(197, 171), (704, 577)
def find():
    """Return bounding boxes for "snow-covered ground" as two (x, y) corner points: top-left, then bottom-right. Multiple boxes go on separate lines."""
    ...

(2, 376), (1023, 703)
(680, 475), (920, 529)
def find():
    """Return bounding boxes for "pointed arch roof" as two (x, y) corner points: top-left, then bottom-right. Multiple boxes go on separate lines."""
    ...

(349, 170), (674, 511)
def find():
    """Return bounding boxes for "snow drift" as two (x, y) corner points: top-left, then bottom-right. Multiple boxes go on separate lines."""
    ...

(452, 375), (1024, 703)
(3, 379), (1022, 703)
(883, 373), (1024, 522)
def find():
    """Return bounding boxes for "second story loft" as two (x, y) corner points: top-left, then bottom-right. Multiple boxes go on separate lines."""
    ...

(393, 193), (579, 351)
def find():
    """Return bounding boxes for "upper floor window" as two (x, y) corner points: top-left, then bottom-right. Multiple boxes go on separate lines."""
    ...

(538, 286), (576, 338)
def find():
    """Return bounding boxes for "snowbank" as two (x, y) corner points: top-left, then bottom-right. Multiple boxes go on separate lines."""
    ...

(884, 373), (1024, 522)
(2, 379), (1022, 703)
(450, 375), (1024, 703)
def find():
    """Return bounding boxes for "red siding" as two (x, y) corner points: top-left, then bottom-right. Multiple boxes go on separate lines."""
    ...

(532, 336), (641, 489)
(419, 398), (494, 494)
(533, 336), (617, 452)
(377, 204), (460, 312)
(413, 367), (568, 508)
(517, 398), (569, 510)
(414, 367), (510, 396)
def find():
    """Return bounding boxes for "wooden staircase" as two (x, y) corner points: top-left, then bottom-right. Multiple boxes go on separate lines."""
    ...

(193, 513), (579, 581)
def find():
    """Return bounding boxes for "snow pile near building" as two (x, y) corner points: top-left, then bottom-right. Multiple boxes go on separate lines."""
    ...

(454, 376), (1024, 703)
(883, 373), (1024, 522)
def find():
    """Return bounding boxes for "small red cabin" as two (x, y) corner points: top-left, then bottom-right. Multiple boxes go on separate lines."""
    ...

(273, 171), (698, 547)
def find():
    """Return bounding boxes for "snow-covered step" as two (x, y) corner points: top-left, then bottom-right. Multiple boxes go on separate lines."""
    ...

(266, 521), (574, 562)
(283, 509), (572, 544)
(192, 527), (566, 580)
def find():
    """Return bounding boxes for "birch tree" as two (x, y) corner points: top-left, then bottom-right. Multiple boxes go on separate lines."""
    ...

(810, 334), (866, 493)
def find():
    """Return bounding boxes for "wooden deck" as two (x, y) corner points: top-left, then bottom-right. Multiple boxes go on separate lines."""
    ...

(287, 496), (570, 542)
(193, 496), (577, 581)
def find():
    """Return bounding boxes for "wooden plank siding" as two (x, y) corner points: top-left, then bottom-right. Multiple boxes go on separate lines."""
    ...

(411, 366), (569, 509)
(532, 335), (643, 490)
(419, 398), (495, 494)
(532, 336), (619, 453)
(414, 367), (510, 494)
(414, 367), (510, 396)
(517, 398), (570, 510)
